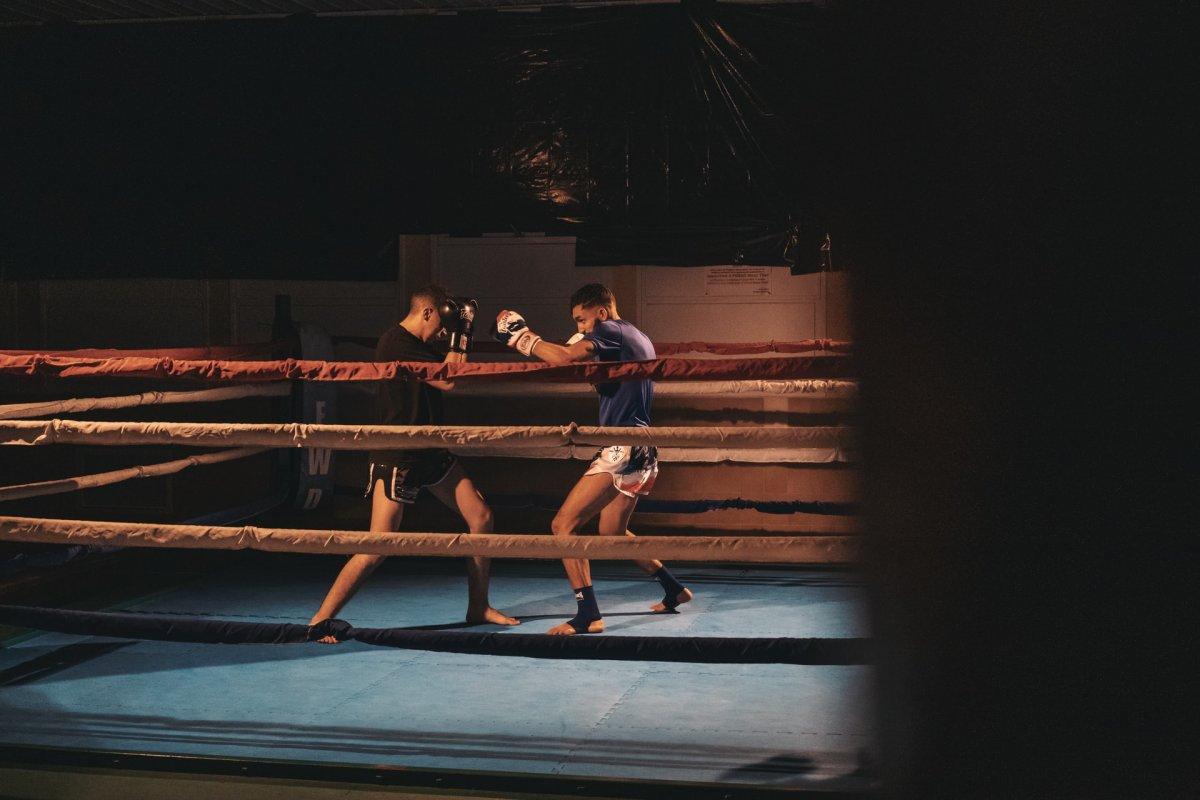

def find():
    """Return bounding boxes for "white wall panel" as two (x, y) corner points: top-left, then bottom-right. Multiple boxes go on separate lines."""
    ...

(432, 235), (610, 341)
(638, 266), (827, 343)
(639, 266), (825, 300)
(638, 299), (820, 343)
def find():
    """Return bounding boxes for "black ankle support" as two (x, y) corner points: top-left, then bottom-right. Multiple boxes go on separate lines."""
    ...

(567, 585), (601, 633)
(654, 567), (687, 610)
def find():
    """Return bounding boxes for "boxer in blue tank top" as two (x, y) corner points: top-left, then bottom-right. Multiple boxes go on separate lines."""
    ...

(494, 283), (693, 635)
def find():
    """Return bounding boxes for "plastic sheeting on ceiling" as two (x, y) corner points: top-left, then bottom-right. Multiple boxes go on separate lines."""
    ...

(2, 2), (836, 274)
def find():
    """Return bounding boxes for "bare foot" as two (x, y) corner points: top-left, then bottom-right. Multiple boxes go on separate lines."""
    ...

(651, 587), (694, 613)
(466, 606), (521, 626)
(546, 618), (604, 636)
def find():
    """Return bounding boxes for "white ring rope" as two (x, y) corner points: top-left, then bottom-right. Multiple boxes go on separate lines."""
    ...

(0, 516), (862, 563)
(448, 445), (851, 464)
(451, 378), (858, 398)
(0, 419), (853, 452)
(0, 384), (290, 421)
(0, 447), (267, 503)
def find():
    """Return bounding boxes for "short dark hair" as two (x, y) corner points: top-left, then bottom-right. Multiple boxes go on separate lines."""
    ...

(570, 283), (615, 312)
(410, 283), (450, 312)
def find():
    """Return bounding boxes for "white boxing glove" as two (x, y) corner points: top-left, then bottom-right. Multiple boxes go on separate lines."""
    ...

(493, 309), (542, 357)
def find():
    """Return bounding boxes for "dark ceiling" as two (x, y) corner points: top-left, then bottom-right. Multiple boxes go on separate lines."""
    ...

(2, 0), (835, 276)
(0, 0), (807, 27)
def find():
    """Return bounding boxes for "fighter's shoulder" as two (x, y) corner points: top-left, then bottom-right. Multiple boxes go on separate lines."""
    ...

(374, 325), (404, 354)
(621, 319), (651, 339)
(620, 321), (655, 357)
(376, 325), (436, 361)
(589, 318), (626, 337)
(613, 319), (655, 345)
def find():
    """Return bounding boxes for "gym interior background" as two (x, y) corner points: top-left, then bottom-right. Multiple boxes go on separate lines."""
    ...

(0, 1), (1189, 798)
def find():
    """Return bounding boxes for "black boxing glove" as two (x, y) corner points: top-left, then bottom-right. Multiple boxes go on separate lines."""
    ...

(439, 297), (478, 354)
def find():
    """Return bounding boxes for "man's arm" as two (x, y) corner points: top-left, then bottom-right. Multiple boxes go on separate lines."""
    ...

(428, 296), (478, 391)
(426, 350), (462, 392)
(530, 336), (595, 364)
(494, 311), (595, 363)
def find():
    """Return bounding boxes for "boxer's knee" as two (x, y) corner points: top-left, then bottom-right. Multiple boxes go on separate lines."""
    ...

(467, 506), (494, 533)
(551, 515), (578, 537)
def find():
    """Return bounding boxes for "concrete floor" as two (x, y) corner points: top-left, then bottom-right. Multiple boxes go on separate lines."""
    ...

(0, 559), (876, 792)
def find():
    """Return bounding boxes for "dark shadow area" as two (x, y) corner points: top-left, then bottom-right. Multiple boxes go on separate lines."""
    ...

(834, 2), (1190, 796)
(0, 637), (380, 686)
(0, 641), (135, 686)
(719, 749), (879, 792)
(721, 753), (816, 778)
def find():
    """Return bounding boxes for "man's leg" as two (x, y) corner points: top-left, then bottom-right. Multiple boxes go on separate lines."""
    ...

(308, 478), (403, 643)
(546, 472), (621, 636)
(597, 496), (694, 613)
(426, 462), (519, 626)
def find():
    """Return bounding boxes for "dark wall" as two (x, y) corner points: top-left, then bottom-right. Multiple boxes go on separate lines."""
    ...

(837, 2), (1189, 797)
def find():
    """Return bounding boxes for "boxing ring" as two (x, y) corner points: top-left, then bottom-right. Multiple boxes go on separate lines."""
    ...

(0, 340), (873, 796)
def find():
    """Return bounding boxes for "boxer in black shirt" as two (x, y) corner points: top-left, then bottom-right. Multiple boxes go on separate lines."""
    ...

(308, 285), (518, 640)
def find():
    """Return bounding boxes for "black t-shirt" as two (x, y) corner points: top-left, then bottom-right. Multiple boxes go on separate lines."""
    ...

(372, 324), (444, 463)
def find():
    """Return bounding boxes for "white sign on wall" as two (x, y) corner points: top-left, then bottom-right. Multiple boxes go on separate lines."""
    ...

(704, 267), (772, 296)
